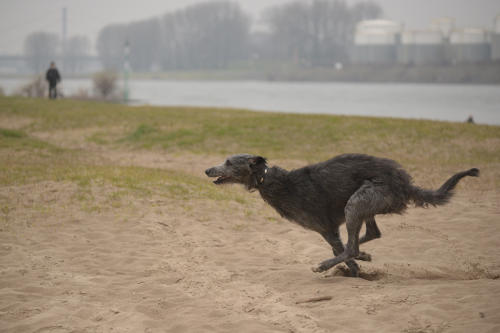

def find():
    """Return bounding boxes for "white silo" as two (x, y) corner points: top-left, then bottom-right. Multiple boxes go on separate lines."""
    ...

(492, 14), (500, 60)
(413, 30), (445, 64)
(398, 31), (415, 64)
(450, 28), (490, 63)
(398, 30), (445, 65)
(351, 20), (402, 64)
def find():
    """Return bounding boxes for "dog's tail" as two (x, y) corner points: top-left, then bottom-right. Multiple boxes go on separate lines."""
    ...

(410, 168), (479, 207)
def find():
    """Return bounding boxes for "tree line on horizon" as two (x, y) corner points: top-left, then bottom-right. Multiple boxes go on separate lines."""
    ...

(23, 0), (382, 73)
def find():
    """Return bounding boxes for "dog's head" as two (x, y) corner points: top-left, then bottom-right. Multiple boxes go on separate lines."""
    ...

(205, 154), (267, 190)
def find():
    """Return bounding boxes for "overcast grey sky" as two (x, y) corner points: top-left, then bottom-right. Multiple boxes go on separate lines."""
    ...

(1, 0), (499, 55)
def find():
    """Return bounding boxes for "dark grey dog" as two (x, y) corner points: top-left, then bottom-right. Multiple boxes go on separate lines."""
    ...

(205, 154), (479, 277)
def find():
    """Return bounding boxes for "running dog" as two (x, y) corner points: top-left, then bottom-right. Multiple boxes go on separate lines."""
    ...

(205, 153), (479, 277)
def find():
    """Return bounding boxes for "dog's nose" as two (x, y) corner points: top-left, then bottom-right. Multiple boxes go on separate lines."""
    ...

(205, 168), (211, 176)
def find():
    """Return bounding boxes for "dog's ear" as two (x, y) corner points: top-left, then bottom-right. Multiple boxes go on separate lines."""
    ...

(249, 156), (267, 169)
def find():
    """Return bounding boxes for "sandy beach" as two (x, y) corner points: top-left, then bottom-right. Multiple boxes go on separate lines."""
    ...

(1, 148), (499, 333)
(1, 101), (499, 332)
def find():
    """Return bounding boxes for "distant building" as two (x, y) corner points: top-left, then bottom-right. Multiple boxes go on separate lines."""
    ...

(399, 30), (445, 65)
(352, 15), (499, 66)
(0, 55), (26, 74)
(351, 20), (402, 64)
(397, 31), (415, 64)
(429, 17), (455, 39)
(449, 29), (490, 63)
(491, 15), (500, 60)
(429, 17), (455, 63)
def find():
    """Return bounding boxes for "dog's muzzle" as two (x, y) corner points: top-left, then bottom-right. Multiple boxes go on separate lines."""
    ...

(205, 167), (230, 184)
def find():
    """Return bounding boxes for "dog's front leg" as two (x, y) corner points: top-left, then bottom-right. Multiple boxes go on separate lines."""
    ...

(321, 230), (360, 276)
(313, 213), (363, 273)
(312, 252), (353, 273)
(313, 182), (383, 274)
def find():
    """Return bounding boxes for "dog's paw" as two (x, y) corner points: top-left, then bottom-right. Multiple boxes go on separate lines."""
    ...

(312, 264), (328, 273)
(347, 268), (360, 277)
(356, 251), (372, 262)
(311, 266), (322, 273)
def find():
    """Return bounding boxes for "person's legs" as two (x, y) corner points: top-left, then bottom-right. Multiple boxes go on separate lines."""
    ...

(49, 85), (57, 99)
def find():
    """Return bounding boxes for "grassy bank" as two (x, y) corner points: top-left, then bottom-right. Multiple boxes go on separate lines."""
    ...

(1, 96), (499, 198)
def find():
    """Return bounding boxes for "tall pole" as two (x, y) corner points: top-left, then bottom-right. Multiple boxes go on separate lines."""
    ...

(123, 40), (130, 103)
(62, 7), (67, 70)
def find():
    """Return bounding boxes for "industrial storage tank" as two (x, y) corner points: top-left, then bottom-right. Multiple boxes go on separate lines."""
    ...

(398, 31), (415, 64)
(413, 30), (445, 64)
(492, 14), (500, 60)
(351, 20), (402, 64)
(429, 17), (455, 39)
(398, 30), (445, 65)
(449, 28), (490, 63)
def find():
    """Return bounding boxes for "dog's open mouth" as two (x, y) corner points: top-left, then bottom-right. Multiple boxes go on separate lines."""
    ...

(210, 176), (229, 185)
(213, 176), (230, 185)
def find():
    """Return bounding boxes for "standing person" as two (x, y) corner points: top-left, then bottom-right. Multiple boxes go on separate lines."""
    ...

(45, 62), (61, 99)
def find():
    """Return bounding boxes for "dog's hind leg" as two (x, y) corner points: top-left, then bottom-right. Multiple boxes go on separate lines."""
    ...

(355, 216), (382, 261)
(322, 230), (359, 277)
(313, 181), (388, 273)
(360, 217), (381, 244)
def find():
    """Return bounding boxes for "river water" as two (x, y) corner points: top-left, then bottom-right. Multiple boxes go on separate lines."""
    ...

(1, 77), (499, 125)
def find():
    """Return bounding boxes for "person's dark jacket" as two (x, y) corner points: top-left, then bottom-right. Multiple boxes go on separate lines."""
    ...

(46, 68), (61, 86)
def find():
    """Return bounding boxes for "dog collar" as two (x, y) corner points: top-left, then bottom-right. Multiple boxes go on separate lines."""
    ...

(259, 168), (268, 184)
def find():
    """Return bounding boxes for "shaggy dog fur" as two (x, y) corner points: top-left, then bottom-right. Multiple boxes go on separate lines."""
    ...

(205, 153), (479, 277)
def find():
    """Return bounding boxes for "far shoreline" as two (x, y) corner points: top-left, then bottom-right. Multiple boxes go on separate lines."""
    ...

(1, 62), (500, 85)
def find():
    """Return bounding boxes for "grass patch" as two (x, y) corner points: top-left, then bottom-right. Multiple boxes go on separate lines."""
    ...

(0, 149), (247, 204)
(0, 127), (63, 152)
(87, 132), (110, 145)
(0, 128), (25, 138)
(1, 96), (500, 192)
(125, 124), (158, 142)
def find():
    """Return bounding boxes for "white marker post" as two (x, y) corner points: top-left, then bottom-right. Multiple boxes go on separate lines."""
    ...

(123, 40), (130, 103)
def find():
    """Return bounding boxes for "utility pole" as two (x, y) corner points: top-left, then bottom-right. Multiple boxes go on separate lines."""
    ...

(62, 7), (67, 70)
(123, 40), (130, 103)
